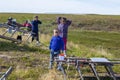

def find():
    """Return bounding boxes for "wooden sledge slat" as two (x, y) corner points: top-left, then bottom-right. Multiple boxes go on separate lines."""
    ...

(0, 35), (18, 42)
(0, 66), (12, 80)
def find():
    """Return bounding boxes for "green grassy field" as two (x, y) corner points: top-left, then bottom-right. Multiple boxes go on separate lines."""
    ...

(0, 13), (120, 80)
(68, 30), (120, 58)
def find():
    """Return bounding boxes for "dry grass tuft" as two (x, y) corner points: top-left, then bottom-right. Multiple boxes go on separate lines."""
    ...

(40, 69), (63, 80)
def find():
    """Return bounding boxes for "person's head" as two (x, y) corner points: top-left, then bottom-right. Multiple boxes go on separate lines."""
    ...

(8, 17), (12, 20)
(53, 29), (59, 36)
(34, 16), (39, 20)
(8, 17), (13, 22)
(60, 17), (67, 24)
(25, 20), (28, 23)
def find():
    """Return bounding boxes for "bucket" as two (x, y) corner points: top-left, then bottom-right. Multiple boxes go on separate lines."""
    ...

(8, 26), (12, 33)
(59, 53), (65, 60)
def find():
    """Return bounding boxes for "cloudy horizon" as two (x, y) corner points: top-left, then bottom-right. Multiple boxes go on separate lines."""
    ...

(0, 0), (120, 15)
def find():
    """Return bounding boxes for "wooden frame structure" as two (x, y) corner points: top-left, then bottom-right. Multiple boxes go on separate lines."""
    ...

(0, 23), (31, 43)
(55, 57), (120, 80)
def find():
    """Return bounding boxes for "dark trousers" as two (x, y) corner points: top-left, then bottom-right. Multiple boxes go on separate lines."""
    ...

(49, 50), (60, 68)
(17, 35), (22, 41)
(31, 32), (39, 42)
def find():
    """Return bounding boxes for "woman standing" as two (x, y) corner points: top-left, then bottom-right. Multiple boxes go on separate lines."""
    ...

(57, 17), (72, 56)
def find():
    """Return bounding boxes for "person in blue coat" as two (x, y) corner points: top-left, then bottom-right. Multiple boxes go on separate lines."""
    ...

(49, 29), (64, 69)
(31, 16), (42, 44)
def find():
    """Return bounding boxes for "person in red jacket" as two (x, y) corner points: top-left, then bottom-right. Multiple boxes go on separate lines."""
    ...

(23, 20), (32, 31)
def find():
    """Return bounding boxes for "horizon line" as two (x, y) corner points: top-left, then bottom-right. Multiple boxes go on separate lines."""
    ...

(0, 12), (120, 16)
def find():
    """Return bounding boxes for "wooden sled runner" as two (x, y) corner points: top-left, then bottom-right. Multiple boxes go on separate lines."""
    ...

(0, 66), (12, 80)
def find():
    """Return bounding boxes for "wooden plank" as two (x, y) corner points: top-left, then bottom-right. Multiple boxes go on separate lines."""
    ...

(105, 65), (117, 80)
(77, 66), (84, 80)
(0, 67), (12, 80)
(83, 76), (120, 80)
(89, 63), (100, 80)
(0, 35), (18, 42)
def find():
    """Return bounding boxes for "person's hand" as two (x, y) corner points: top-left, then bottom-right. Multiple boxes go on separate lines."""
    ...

(63, 50), (67, 57)
(64, 54), (67, 57)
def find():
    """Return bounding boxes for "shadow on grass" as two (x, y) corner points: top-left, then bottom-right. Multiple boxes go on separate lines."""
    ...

(0, 41), (49, 53)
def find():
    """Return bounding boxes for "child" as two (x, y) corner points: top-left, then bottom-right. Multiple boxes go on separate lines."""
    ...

(49, 29), (64, 69)
(7, 17), (16, 27)
(31, 16), (42, 45)
(7, 17), (22, 42)
(57, 17), (72, 56)
(23, 20), (32, 31)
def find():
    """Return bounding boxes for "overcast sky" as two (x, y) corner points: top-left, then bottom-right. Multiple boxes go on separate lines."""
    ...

(0, 0), (120, 15)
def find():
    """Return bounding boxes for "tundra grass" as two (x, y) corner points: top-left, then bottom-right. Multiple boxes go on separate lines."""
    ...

(0, 13), (120, 80)
(68, 30), (120, 58)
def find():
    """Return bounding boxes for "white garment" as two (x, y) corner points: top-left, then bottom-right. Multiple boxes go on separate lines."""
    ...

(63, 50), (67, 57)
(58, 24), (63, 38)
